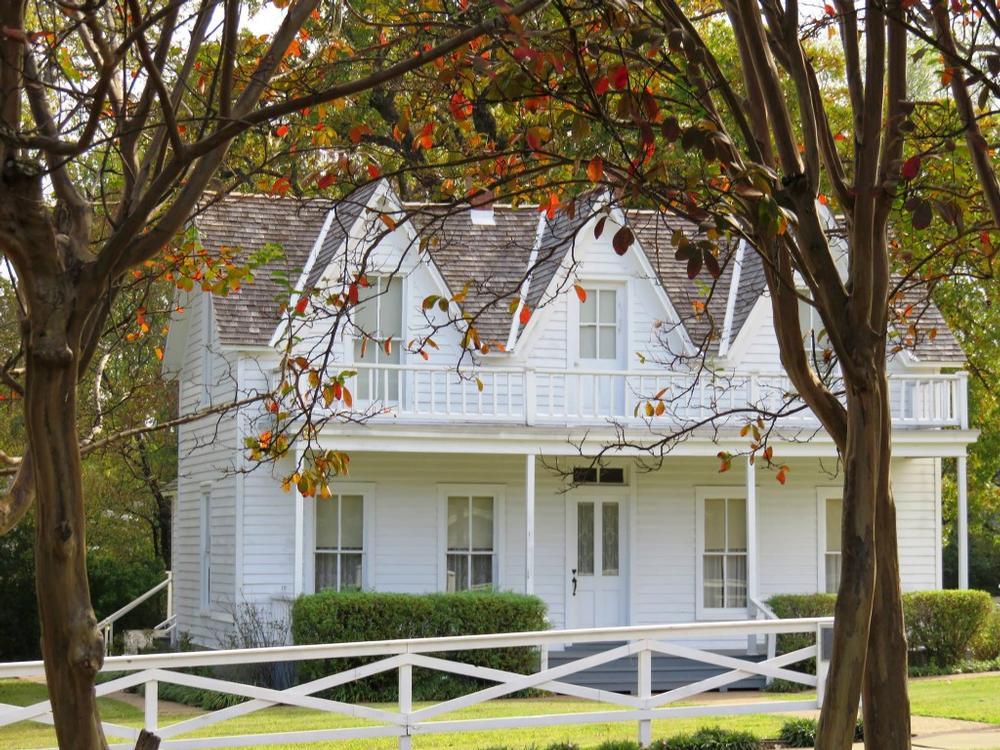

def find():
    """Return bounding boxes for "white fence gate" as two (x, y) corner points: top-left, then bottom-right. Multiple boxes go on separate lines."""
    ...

(0, 617), (834, 749)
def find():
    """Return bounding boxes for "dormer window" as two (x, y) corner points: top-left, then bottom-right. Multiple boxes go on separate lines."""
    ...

(354, 276), (403, 401)
(579, 288), (618, 360)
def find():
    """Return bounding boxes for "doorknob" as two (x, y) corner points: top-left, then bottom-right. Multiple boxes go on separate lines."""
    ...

(571, 569), (578, 596)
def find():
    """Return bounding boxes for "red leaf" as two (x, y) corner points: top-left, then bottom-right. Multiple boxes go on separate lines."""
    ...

(348, 283), (359, 305)
(317, 173), (336, 190)
(594, 216), (607, 239)
(901, 155), (921, 180)
(612, 226), (634, 255)
(294, 297), (308, 315)
(449, 92), (473, 120)
(519, 305), (531, 325)
(611, 63), (629, 90)
(276, 124), (290, 137)
(366, 164), (381, 179)
(574, 285), (587, 303)
(594, 76), (610, 95)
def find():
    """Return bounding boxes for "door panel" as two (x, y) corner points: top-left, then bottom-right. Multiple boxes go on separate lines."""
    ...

(570, 498), (625, 628)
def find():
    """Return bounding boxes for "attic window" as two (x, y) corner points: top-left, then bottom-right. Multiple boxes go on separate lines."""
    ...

(573, 467), (626, 485)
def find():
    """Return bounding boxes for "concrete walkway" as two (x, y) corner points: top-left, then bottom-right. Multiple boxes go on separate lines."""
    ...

(909, 717), (1000, 750)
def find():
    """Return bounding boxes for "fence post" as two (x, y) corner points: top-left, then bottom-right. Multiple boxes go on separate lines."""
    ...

(399, 662), (412, 750)
(815, 622), (832, 709)
(144, 678), (158, 733)
(637, 647), (652, 747)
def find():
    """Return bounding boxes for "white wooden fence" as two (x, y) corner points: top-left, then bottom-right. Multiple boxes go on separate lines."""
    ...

(0, 617), (834, 749)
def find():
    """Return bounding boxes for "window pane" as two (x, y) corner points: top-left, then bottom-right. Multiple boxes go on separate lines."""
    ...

(703, 554), (724, 608)
(726, 554), (747, 608)
(826, 497), (842, 553)
(341, 495), (364, 549)
(581, 291), (597, 323)
(340, 553), (363, 590)
(602, 502), (620, 576)
(471, 555), (494, 589)
(727, 498), (747, 552)
(579, 326), (597, 359)
(448, 497), (470, 550)
(577, 502), (595, 576)
(380, 278), (403, 338)
(355, 287), (378, 334)
(598, 325), (616, 359)
(598, 289), (616, 324)
(471, 496), (494, 551)
(704, 498), (726, 552)
(316, 497), (339, 549)
(826, 553), (842, 594)
(446, 554), (468, 592)
(315, 553), (338, 591)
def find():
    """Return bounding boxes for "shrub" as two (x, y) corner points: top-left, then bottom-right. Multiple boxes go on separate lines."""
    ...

(651, 727), (761, 750)
(777, 717), (817, 747)
(972, 605), (1000, 661)
(88, 553), (167, 633)
(903, 590), (993, 666)
(776, 717), (862, 747)
(291, 590), (547, 701)
(594, 742), (641, 750)
(765, 594), (836, 675)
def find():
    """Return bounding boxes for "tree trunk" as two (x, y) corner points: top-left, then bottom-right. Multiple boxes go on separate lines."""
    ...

(27, 289), (108, 750)
(862, 372), (911, 749)
(815, 378), (882, 749)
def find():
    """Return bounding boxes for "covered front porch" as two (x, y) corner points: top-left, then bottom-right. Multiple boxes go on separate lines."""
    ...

(288, 431), (967, 629)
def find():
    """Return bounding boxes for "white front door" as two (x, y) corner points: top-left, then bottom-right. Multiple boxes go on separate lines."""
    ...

(568, 497), (627, 628)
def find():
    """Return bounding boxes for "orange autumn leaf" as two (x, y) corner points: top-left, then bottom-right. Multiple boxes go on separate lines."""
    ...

(586, 157), (604, 183)
(574, 284), (587, 303)
(519, 305), (531, 325)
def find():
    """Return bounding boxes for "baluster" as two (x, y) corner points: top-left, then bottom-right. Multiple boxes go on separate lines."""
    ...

(492, 372), (498, 415)
(445, 372), (452, 415)
(399, 663), (412, 750)
(144, 678), (158, 733)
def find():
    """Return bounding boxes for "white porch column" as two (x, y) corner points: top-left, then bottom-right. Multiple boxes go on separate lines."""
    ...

(525, 453), (536, 595)
(958, 454), (969, 590)
(745, 455), (758, 604)
(294, 487), (306, 596)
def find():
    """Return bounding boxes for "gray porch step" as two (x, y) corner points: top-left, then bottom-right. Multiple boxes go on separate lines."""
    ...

(545, 641), (766, 694)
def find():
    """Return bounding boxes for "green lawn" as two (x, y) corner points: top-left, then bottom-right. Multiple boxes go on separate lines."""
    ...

(909, 674), (1000, 725)
(0, 675), (995, 750)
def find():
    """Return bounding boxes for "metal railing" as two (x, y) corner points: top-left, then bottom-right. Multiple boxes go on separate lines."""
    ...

(96, 571), (172, 656)
(0, 617), (835, 749)
(339, 363), (968, 429)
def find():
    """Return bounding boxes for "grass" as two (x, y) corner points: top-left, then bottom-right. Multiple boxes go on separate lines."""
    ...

(909, 674), (1000, 725)
(0, 674), (996, 749)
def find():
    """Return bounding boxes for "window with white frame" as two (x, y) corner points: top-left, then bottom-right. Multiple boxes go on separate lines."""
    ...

(199, 488), (212, 610)
(315, 494), (365, 592)
(701, 496), (747, 610)
(354, 276), (403, 401)
(579, 288), (617, 360)
(446, 494), (495, 591)
(824, 496), (843, 594)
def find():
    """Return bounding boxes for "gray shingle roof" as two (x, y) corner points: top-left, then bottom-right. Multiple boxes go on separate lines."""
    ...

(411, 205), (539, 344)
(192, 193), (333, 346)
(190, 191), (966, 364)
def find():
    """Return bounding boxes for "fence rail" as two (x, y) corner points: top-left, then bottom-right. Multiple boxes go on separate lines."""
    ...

(339, 363), (968, 430)
(0, 617), (835, 749)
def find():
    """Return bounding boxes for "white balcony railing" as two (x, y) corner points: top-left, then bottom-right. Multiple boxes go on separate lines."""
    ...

(344, 363), (968, 430)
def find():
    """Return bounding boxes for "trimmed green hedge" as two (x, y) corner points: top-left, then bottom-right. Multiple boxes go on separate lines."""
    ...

(766, 589), (995, 670)
(291, 590), (548, 702)
(904, 590), (993, 666)
(973, 605), (1000, 661)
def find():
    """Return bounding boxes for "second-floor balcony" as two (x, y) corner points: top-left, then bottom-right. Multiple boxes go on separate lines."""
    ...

(343, 363), (969, 431)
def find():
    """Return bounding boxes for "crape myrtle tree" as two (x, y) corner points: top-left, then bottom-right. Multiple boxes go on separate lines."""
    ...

(255, 4), (993, 750)
(0, 0), (546, 746)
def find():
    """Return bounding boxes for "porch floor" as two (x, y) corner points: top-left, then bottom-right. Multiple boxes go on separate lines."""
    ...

(546, 642), (767, 694)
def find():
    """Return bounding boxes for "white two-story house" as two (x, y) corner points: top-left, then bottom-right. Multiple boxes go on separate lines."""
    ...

(162, 180), (976, 650)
